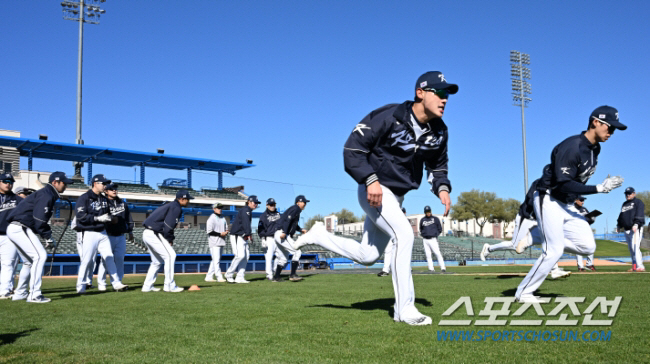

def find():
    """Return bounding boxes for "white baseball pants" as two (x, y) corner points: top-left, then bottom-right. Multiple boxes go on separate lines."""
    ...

(303, 184), (421, 322)
(225, 235), (249, 280)
(576, 254), (594, 268)
(381, 240), (394, 273)
(516, 191), (595, 299)
(0, 235), (23, 295)
(262, 236), (277, 279)
(423, 238), (445, 271)
(273, 230), (302, 268)
(205, 246), (224, 280)
(97, 235), (127, 287)
(76, 231), (94, 285)
(625, 228), (645, 269)
(488, 216), (539, 253)
(77, 231), (122, 292)
(142, 229), (178, 290)
(6, 224), (47, 300)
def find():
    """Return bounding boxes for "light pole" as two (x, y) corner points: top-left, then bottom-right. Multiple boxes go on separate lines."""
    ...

(61, 0), (106, 177)
(510, 50), (532, 195)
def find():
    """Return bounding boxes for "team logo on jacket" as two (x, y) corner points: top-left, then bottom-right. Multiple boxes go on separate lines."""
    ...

(578, 166), (596, 183)
(621, 204), (634, 213)
(423, 132), (444, 148)
(353, 123), (371, 136)
(390, 130), (415, 151)
(561, 167), (570, 175)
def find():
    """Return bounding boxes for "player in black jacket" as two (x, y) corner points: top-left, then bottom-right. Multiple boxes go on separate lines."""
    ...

(96, 183), (134, 290)
(141, 190), (193, 292)
(515, 106), (626, 303)
(294, 71), (458, 325)
(258, 198), (281, 280)
(419, 206), (446, 272)
(617, 187), (646, 272)
(272, 195), (309, 282)
(224, 195), (260, 283)
(0, 173), (27, 300)
(7, 171), (71, 303)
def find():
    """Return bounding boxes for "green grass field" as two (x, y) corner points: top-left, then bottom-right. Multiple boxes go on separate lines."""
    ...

(0, 266), (648, 363)
(594, 239), (648, 257)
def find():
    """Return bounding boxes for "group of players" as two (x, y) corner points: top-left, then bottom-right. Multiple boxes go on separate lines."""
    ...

(0, 71), (646, 327)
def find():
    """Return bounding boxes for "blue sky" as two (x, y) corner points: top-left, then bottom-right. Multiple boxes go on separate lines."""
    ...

(2, 1), (648, 234)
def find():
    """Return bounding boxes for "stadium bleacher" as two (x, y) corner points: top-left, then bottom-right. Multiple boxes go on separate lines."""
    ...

(115, 181), (157, 194)
(201, 188), (246, 200)
(66, 179), (89, 190)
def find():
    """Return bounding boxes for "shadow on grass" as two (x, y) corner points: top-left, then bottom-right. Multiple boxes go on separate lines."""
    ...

(0, 328), (39, 346)
(309, 298), (433, 318)
(501, 288), (561, 298)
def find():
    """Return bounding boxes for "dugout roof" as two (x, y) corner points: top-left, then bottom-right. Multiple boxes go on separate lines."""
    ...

(0, 136), (254, 173)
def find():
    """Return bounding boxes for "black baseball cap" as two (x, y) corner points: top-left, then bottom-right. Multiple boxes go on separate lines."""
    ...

(625, 187), (635, 195)
(91, 174), (111, 184)
(176, 189), (194, 200)
(590, 106), (626, 130)
(104, 183), (118, 191)
(415, 71), (459, 94)
(267, 198), (276, 205)
(424, 206), (431, 212)
(0, 173), (15, 182)
(247, 195), (261, 204)
(49, 171), (73, 184)
(295, 195), (309, 203)
(576, 196), (586, 201)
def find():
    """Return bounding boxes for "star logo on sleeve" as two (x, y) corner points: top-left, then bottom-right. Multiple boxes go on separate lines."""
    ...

(353, 123), (371, 136)
(77, 207), (84, 212)
(561, 167), (571, 175)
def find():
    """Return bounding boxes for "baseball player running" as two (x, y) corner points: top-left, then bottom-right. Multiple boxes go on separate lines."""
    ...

(0, 173), (28, 299)
(420, 206), (446, 272)
(142, 190), (193, 292)
(378, 207), (405, 277)
(617, 187), (646, 272)
(573, 196), (596, 271)
(96, 183), (134, 291)
(515, 106), (626, 303)
(294, 71), (458, 325)
(75, 175), (128, 294)
(205, 202), (229, 282)
(271, 195), (308, 282)
(6, 172), (71, 303)
(225, 195), (260, 283)
(258, 198), (281, 281)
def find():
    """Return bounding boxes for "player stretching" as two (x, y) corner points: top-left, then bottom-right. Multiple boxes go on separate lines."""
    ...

(142, 190), (193, 292)
(295, 71), (458, 325)
(225, 195), (260, 283)
(617, 187), (645, 272)
(515, 106), (626, 303)
(272, 195), (308, 282)
(7, 172), (71, 303)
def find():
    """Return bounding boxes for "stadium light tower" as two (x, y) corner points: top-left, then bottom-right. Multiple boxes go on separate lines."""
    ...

(510, 50), (532, 195)
(61, 0), (107, 177)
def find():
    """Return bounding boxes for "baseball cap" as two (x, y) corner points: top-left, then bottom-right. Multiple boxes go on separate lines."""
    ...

(176, 189), (194, 200)
(415, 71), (459, 94)
(104, 183), (118, 191)
(625, 187), (635, 195)
(247, 195), (261, 204)
(267, 198), (276, 205)
(0, 173), (15, 182)
(576, 196), (586, 201)
(91, 174), (111, 184)
(14, 186), (35, 195)
(49, 171), (73, 184)
(424, 206), (431, 213)
(295, 195), (310, 203)
(212, 202), (225, 209)
(590, 106), (626, 130)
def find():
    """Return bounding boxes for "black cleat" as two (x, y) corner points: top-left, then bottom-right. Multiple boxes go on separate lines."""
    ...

(377, 271), (389, 277)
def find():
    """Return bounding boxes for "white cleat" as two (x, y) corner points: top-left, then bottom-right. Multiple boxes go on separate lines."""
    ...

(516, 294), (546, 304)
(164, 286), (184, 293)
(235, 279), (250, 284)
(515, 237), (529, 254)
(98, 285), (107, 292)
(204, 277), (217, 282)
(12, 292), (28, 301)
(27, 295), (51, 304)
(294, 221), (326, 250)
(113, 282), (129, 292)
(225, 274), (235, 283)
(550, 269), (571, 279)
(216, 277), (226, 283)
(0, 292), (13, 300)
(480, 243), (490, 262)
(401, 315), (433, 326)
(142, 287), (161, 292)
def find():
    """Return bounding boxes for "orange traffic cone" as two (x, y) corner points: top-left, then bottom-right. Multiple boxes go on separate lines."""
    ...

(188, 284), (201, 291)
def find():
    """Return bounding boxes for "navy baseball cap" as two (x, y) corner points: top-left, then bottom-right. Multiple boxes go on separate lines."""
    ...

(176, 189), (194, 200)
(415, 71), (459, 94)
(625, 187), (635, 195)
(104, 183), (118, 191)
(49, 171), (73, 184)
(267, 198), (276, 205)
(590, 106), (626, 130)
(424, 205), (431, 213)
(247, 195), (261, 204)
(576, 196), (586, 201)
(295, 195), (310, 203)
(0, 173), (15, 182)
(91, 174), (111, 184)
